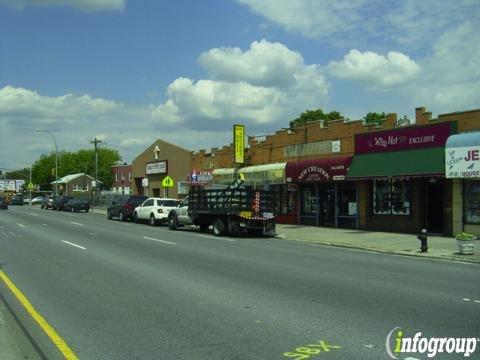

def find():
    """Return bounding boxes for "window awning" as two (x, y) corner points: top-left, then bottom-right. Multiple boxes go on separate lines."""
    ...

(239, 163), (286, 184)
(347, 148), (445, 179)
(286, 156), (352, 183)
(446, 132), (480, 148)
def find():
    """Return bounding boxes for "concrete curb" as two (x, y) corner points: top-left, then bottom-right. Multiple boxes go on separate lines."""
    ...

(275, 235), (480, 264)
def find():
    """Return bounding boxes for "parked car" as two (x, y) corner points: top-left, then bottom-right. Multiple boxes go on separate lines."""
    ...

(53, 196), (73, 211)
(63, 198), (90, 213)
(107, 195), (148, 221)
(42, 196), (55, 209)
(31, 196), (45, 205)
(0, 197), (8, 209)
(10, 194), (24, 205)
(133, 198), (179, 226)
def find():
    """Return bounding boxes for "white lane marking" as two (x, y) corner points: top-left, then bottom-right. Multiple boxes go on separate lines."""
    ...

(29, 213), (39, 217)
(474, 300), (480, 303)
(143, 236), (176, 245)
(42, 224), (47, 226)
(61, 240), (86, 250)
(16, 223), (26, 228)
(197, 234), (235, 242)
(69, 221), (84, 226)
(463, 298), (471, 301)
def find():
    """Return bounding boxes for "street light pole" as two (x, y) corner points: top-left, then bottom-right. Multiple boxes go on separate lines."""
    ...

(36, 129), (58, 197)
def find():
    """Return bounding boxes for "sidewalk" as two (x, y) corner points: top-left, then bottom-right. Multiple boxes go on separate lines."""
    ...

(0, 295), (41, 360)
(91, 207), (480, 263)
(276, 224), (480, 264)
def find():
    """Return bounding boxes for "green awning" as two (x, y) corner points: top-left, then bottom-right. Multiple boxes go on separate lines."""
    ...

(347, 148), (445, 178)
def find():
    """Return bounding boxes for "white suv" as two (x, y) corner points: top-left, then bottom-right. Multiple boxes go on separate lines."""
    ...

(133, 198), (179, 226)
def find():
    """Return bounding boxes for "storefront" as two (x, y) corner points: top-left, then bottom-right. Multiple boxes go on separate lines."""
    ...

(285, 156), (356, 228)
(348, 122), (456, 235)
(445, 131), (480, 238)
(211, 163), (296, 223)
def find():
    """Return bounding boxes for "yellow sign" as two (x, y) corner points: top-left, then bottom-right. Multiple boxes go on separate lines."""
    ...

(234, 124), (245, 164)
(162, 176), (174, 188)
(27, 182), (34, 189)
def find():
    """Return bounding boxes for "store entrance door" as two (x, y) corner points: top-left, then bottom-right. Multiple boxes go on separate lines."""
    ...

(300, 184), (335, 227)
(426, 178), (443, 234)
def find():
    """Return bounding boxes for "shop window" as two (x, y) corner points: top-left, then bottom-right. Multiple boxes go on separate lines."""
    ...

(464, 180), (480, 224)
(373, 179), (411, 215)
(271, 185), (296, 215)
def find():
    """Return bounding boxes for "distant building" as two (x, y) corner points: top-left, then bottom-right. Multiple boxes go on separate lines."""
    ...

(111, 164), (132, 195)
(51, 173), (96, 196)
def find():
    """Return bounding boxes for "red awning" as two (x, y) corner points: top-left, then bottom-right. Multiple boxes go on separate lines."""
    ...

(285, 156), (352, 183)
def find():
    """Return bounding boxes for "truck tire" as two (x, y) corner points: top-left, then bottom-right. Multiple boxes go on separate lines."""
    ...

(213, 218), (225, 236)
(107, 209), (112, 220)
(168, 214), (178, 230)
(119, 211), (125, 222)
(199, 222), (209, 232)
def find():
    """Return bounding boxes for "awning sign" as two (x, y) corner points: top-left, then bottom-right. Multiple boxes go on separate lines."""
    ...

(234, 124), (245, 164)
(446, 147), (480, 178)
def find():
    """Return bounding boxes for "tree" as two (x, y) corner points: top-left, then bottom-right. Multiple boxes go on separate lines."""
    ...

(289, 109), (343, 128)
(31, 148), (121, 191)
(363, 112), (387, 125)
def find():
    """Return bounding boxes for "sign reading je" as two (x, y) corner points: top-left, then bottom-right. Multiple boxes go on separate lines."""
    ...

(446, 146), (480, 178)
(162, 176), (174, 188)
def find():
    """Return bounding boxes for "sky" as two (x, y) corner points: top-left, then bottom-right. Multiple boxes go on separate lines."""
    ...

(1, 0), (479, 170)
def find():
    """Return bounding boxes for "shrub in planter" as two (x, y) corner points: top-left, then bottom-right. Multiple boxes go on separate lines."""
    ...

(455, 232), (476, 255)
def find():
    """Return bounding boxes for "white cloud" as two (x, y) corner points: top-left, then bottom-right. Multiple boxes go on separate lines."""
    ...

(328, 49), (421, 87)
(198, 39), (305, 88)
(0, 86), (120, 128)
(237, 0), (366, 40)
(237, 0), (479, 50)
(0, 0), (125, 12)
(412, 20), (480, 112)
(152, 40), (329, 128)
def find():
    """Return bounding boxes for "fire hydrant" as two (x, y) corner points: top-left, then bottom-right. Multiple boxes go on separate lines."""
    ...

(417, 229), (428, 252)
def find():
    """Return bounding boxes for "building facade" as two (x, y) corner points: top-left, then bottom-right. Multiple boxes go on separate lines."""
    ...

(131, 139), (192, 199)
(51, 173), (95, 196)
(111, 164), (132, 195)
(190, 106), (480, 236)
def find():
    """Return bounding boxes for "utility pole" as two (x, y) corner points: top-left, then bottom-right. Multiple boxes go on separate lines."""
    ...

(91, 137), (102, 210)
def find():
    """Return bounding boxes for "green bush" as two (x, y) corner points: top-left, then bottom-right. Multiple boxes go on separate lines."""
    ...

(455, 232), (476, 241)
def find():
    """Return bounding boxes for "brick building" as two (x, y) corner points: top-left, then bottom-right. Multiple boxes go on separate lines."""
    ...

(111, 164), (132, 195)
(189, 106), (480, 236)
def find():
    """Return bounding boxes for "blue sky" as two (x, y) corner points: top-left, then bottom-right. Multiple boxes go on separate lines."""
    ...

(1, 0), (479, 170)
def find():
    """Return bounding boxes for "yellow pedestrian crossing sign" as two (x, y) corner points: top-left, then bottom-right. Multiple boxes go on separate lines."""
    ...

(162, 176), (174, 188)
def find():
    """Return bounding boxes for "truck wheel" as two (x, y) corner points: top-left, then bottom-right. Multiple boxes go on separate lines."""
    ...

(199, 223), (209, 232)
(168, 215), (178, 230)
(107, 210), (112, 220)
(213, 218), (225, 236)
(149, 214), (156, 226)
(119, 211), (125, 222)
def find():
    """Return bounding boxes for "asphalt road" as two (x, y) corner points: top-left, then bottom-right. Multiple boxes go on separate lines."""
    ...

(0, 206), (479, 360)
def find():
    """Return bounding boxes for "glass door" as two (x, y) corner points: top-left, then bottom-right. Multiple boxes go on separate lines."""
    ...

(301, 185), (319, 226)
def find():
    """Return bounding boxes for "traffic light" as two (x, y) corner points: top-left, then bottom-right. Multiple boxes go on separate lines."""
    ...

(51, 168), (55, 176)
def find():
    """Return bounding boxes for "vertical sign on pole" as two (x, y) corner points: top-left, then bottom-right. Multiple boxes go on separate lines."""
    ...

(234, 124), (245, 165)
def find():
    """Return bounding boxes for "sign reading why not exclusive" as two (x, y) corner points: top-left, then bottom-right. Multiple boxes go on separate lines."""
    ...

(355, 122), (454, 154)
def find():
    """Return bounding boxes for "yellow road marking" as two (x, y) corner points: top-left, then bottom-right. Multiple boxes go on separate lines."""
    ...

(0, 271), (79, 359)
